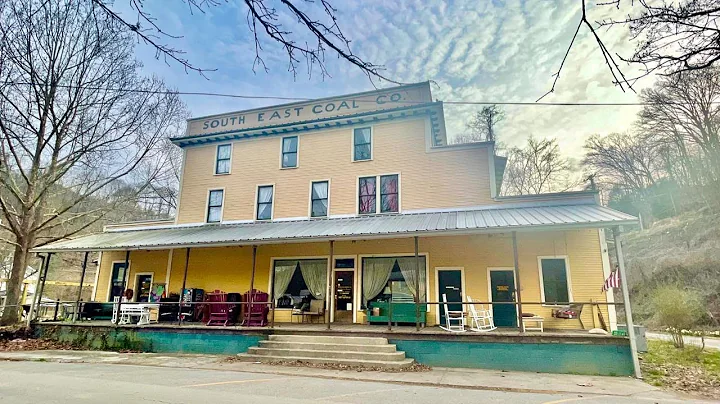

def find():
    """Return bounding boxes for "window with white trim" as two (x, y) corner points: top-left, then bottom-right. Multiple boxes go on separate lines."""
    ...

(353, 127), (372, 161)
(358, 174), (398, 214)
(310, 181), (329, 217)
(207, 189), (223, 223)
(281, 136), (298, 168)
(215, 144), (231, 174)
(540, 258), (570, 304)
(256, 185), (274, 220)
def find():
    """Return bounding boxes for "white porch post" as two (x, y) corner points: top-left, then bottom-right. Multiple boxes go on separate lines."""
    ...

(613, 226), (642, 379)
(511, 231), (524, 331)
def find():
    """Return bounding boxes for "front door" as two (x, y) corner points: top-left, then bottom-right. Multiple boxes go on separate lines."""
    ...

(438, 269), (463, 324)
(109, 262), (128, 300)
(334, 270), (354, 323)
(490, 269), (517, 327)
(135, 274), (153, 302)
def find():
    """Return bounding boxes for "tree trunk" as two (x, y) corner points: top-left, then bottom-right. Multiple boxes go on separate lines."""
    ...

(0, 243), (32, 325)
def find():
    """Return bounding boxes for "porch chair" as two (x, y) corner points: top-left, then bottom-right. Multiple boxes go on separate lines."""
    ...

(241, 289), (269, 327)
(110, 296), (128, 324)
(466, 296), (496, 332)
(440, 294), (466, 333)
(205, 290), (231, 326)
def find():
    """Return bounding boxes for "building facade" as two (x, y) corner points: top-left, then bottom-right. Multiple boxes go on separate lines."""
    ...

(38, 82), (635, 329)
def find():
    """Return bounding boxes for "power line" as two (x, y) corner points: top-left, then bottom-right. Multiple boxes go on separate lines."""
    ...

(0, 80), (686, 107)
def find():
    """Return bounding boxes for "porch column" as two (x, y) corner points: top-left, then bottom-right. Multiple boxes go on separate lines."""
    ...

(116, 250), (130, 327)
(248, 245), (257, 324)
(414, 236), (421, 332)
(27, 253), (49, 326)
(269, 253), (276, 328)
(512, 232), (524, 331)
(326, 240), (334, 330)
(613, 227), (642, 379)
(178, 248), (190, 324)
(73, 251), (90, 322)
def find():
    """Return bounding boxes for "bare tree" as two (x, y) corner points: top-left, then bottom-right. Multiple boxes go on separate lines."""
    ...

(543, 0), (720, 99)
(90, 0), (399, 84)
(583, 132), (662, 192)
(452, 105), (505, 144)
(0, 0), (186, 325)
(502, 136), (574, 195)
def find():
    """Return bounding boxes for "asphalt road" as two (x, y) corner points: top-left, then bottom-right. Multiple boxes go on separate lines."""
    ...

(0, 361), (708, 404)
(647, 332), (720, 350)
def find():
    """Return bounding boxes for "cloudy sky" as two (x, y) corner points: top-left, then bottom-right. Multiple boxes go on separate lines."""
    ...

(120, 0), (654, 158)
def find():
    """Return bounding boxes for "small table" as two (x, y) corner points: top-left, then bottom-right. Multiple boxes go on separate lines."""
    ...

(522, 316), (544, 332)
(119, 303), (160, 325)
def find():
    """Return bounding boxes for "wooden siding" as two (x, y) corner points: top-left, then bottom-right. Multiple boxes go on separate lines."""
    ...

(176, 118), (493, 223)
(95, 230), (609, 329)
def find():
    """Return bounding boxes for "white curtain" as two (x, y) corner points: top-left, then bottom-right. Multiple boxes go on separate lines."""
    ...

(362, 257), (395, 306)
(311, 182), (328, 217)
(257, 186), (273, 219)
(396, 257), (426, 303)
(273, 261), (297, 300)
(299, 259), (328, 300)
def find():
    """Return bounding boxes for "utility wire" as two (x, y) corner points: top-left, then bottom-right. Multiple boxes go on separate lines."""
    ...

(0, 80), (682, 107)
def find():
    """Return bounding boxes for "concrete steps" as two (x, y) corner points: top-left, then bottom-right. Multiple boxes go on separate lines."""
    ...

(237, 334), (414, 369)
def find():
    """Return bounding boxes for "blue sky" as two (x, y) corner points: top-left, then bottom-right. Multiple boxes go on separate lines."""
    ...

(121, 0), (651, 157)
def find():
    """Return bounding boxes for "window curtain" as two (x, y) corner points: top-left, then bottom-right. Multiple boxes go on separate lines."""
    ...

(396, 257), (426, 302)
(362, 257), (395, 306)
(299, 259), (328, 300)
(273, 261), (298, 300)
(311, 182), (329, 217)
(257, 186), (273, 219)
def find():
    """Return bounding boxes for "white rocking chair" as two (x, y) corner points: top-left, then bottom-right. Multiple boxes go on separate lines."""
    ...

(440, 294), (466, 333)
(467, 296), (496, 332)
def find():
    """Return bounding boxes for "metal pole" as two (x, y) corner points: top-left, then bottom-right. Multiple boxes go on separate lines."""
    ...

(33, 253), (52, 323)
(512, 232), (524, 331)
(115, 250), (130, 326)
(248, 245), (257, 325)
(326, 240), (334, 330)
(613, 227), (642, 379)
(26, 254), (46, 327)
(179, 248), (190, 324)
(414, 236), (421, 332)
(269, 256), (276, 328)
(73, 252), (89, 322)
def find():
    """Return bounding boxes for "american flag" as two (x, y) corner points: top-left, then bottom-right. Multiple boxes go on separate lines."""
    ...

(602, 266), (620, 292)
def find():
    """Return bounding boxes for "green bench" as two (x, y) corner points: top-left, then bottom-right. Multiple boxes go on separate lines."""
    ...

(366, 301), (426, 325)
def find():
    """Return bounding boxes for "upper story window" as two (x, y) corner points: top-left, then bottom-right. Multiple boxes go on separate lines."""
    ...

(353, 127), (372, 161)
(281, 136), (298, 168)
(359, 174), (399, 214)
(256, 185), (274, 220)
(539, 257), (571, 304)
(215, 144), (232, 174)
(310, 181), (329, 217)
(207, 189), (224, 223)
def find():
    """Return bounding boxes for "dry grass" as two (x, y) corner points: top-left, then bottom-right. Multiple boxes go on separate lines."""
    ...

(641, 340), (720, 399)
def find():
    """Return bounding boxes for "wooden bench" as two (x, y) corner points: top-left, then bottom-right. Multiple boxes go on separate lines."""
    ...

(522, 316), (544, 332)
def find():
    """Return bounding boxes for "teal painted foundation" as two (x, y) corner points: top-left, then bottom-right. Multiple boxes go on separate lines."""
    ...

(390, 339), (633, 376)
(35, 324), (632, 376)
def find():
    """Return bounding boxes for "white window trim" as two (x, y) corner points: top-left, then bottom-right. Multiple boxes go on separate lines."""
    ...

(351, 126), (373, 162)
(280, 135), (299, 169)
(267, 255), (331, 322)
(214, 143), (233, 175)
(205, 187), (225, 223)
(355, 173), (401, 215)
(255, 183), (275, 221)
(359, 252), (431, 318)
(537, 255), (574, 306)
(308, 179), (331, 218)
(105, 260), (131, 302)
(132, 272), (154, 302)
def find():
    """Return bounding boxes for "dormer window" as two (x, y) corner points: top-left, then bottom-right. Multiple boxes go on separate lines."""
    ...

(353, 127), (372, 161)
(215, 144), (231, 174)
(281, 136), (298, 168)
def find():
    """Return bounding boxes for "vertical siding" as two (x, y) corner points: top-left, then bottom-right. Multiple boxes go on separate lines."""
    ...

(176, 118), (493, 223)
(95, 230), (608, 330)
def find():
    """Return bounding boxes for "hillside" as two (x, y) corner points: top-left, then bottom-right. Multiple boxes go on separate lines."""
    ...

(622, 208), (720, 325)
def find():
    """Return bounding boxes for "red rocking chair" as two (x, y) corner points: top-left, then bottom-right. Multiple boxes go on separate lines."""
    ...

(206, 290), (231, 326)
(242, 289), (269, 327)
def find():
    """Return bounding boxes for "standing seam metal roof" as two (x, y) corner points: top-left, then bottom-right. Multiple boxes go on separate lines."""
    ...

(32, 203), (637, 252)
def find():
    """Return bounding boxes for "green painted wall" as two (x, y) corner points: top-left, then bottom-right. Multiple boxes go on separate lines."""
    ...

(139, 331), (263, 355)
(390, 339), (633, 376)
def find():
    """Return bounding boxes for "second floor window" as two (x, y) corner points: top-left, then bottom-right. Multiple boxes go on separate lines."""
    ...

(359, 174), (399, 214)
(311, 181), (329, 217)
(207, 189), (223, 223)
(353, 127), (372, 161)
(282, 136), (298, 168)
(257, 185), (274, 220)
(215, 144), (231, 174)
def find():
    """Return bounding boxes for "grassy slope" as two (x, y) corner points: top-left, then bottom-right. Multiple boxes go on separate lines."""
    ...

(641, 340), (720, 398)
(622, 209), (720, 324)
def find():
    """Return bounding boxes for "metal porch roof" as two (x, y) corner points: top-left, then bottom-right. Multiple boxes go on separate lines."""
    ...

(33, 203), (637, 253)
